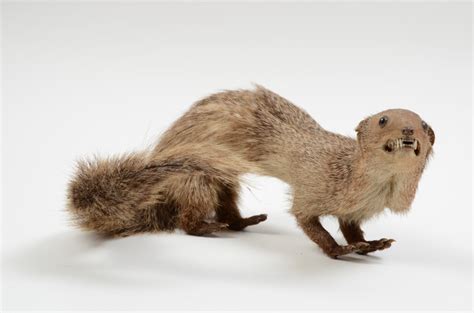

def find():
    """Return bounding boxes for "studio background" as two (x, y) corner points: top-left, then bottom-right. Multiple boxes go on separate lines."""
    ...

(2, 1), (472, 311)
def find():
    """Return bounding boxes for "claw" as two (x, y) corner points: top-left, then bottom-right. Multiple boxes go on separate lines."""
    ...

(357, 238), (396, 255)
(380, 238), (395, 249)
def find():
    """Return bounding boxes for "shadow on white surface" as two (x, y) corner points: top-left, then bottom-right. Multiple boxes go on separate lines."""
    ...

(5, 226), (384, 287)
(3, 219), (471, 310)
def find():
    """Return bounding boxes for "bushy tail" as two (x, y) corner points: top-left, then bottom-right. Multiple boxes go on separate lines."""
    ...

(66, 152), (173, 236)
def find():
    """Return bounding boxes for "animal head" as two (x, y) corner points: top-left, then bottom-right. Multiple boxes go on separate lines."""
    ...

(355, 109), (435, 170)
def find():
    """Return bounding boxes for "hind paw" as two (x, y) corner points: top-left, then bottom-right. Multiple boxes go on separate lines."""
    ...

(185, 221), (229, 236)
(228, 213), (267, 231)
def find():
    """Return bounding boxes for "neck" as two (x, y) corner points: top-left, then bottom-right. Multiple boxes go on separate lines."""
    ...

(348, 146), (426, 213)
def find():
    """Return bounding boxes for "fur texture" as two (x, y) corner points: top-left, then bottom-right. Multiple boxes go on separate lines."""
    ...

(67, 85), (434, 258)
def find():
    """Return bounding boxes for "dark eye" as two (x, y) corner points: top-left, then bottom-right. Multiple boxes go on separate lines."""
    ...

(422, 121), (428, 131)
(379, 116), (388, 127)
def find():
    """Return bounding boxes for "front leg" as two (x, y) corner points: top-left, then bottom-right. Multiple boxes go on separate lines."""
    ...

(298, 216), (369, 259)
(338, 219), (395, 255)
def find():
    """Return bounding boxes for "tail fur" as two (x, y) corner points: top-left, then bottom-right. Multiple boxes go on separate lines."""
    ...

(67, 145), (251, 237)
(66, 152), (177, 236)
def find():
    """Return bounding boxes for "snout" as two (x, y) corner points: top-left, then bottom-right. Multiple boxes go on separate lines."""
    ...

(402, 127), (414, 136)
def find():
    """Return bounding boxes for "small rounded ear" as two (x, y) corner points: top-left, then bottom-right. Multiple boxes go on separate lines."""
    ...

(355, 117), (369, 143)
(427, 124), (435, 146)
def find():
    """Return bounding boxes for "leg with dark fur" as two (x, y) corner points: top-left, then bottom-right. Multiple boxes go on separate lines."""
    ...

(215, 184), (267, 231)
(299, 216), (370, 258)
(338, 219), (395, 255)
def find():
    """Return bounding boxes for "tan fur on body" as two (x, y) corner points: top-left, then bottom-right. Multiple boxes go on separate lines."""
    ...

(67, 86), (434, 258)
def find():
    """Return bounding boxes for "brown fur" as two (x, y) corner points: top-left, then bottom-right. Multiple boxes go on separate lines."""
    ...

(66, 85), (434, 258)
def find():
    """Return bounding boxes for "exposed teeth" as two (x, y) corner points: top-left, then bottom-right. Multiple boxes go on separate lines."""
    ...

(385, 138), (419, 154)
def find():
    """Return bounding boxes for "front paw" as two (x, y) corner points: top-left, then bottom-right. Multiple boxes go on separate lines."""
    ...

(328, 242), (370, 258)
(357, 238), (395, 255)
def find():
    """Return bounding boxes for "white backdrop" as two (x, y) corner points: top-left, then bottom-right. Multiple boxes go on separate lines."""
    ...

(2, 2), (472, 311)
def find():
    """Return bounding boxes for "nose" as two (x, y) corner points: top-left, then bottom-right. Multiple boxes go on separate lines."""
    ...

(402, 127), (414, 136)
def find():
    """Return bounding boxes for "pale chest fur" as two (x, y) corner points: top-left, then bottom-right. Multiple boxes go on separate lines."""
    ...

(338, 169), (421, 223)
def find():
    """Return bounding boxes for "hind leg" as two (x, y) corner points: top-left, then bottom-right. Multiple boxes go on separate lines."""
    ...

(170, 173), (229, 236)
(215, 184), (267, 231)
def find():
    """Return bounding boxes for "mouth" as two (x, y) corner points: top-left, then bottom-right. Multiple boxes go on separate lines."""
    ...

(383, 138), (421, 156)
